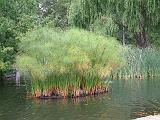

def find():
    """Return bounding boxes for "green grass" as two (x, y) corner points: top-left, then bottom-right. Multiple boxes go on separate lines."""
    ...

(16, 27), (124, 98)
(112, 47), (160, 79)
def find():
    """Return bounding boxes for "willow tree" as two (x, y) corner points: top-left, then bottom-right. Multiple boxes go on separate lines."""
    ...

(69, 0), (160, 48)
(38, 0), (72, 28)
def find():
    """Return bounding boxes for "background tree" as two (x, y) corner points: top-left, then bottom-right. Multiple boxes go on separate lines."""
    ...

(0, 0), (38, 76)
(0, 0), (72, 76)
(38, 0), (72, 28)
(69, 0), (160, 48)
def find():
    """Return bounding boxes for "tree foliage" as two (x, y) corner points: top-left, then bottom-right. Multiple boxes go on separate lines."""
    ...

(69, 0), (160, 47)
(0, 0), (38, 75)
(1, 0), (160, 76)
(38, 0), (72, 28)
(0, 0), (72, 75)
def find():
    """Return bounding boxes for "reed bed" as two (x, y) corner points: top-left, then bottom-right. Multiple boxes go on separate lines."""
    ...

(16, 27), (124, 98)
(111, 47), (160, 80)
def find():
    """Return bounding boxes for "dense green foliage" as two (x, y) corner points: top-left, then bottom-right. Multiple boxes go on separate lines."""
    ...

(1, 0), (160, 99)
(0, 0), (38, 75)
(112, 47), (160, 79)
(0, 17), (17, 74)
(16, 27), (123, 97)
(38, 0), (72, 28)
(0, 0), (58, 75)
(69, 0), (160, 47)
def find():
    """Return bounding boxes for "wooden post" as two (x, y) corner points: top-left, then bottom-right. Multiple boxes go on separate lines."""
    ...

(15, 70), (20, 86)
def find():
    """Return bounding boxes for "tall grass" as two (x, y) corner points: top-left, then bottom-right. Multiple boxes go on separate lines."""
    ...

(112, 47), (160, 79)
(16, 27), (124, 98)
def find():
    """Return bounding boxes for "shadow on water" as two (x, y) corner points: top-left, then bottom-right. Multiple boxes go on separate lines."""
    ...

(0, 79), (160, 120)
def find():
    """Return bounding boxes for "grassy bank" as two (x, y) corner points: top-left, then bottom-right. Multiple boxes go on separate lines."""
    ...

(16, 27), (124, 98)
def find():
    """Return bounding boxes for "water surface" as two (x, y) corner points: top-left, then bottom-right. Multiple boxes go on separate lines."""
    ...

(0, 79), (160, 120)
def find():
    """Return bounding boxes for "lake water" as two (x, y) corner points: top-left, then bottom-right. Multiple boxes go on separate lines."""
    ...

(0, 79), (160, 120)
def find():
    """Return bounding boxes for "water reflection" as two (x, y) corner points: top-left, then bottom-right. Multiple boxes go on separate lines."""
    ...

(0, 79), (160, 120)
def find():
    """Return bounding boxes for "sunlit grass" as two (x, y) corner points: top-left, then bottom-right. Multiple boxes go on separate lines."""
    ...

(16, 27), (124, 98)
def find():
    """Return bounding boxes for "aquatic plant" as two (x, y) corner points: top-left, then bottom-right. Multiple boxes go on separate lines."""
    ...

(16, 27), (124, 98)
(112, 47), (160, 80)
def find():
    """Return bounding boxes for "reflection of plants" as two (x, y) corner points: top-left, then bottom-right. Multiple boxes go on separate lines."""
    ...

(16, 27), (123, 98)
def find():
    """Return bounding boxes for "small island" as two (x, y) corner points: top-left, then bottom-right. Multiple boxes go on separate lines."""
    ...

(16, 28), (122, 98)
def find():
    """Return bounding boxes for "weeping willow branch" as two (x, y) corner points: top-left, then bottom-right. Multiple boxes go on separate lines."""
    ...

(69, 0), (160, 47)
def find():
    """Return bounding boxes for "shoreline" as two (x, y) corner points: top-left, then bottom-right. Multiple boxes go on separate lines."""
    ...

(37, 88), (109, 99)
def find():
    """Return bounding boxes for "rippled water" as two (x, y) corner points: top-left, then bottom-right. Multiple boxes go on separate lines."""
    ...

(0, 79), (160, 120)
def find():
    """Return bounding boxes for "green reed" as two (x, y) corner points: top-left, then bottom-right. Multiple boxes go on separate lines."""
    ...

(16, 27), (123, 98)
(112, 47), (160, 79)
